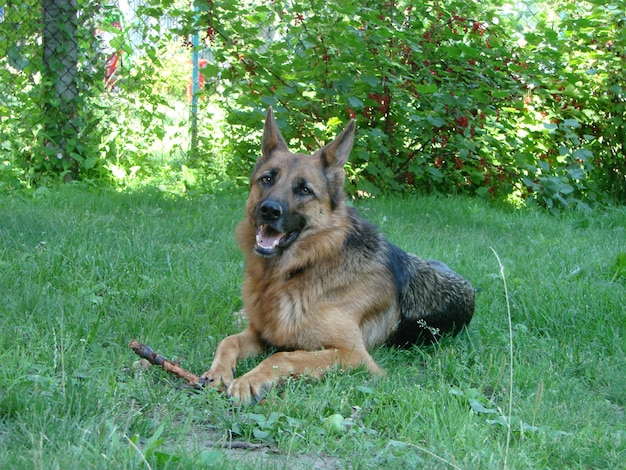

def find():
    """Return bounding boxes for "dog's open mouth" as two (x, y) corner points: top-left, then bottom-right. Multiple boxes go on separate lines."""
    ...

(255, 224), (300, 257)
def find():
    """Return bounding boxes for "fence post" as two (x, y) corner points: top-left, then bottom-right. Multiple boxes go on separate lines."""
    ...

(189, 5), (200, 162)
(42, 0), (79, 180)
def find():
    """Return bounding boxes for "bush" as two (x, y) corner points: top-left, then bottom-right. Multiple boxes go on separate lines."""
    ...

(516, 0), (625, 209)
(191, 0), (624, 209)
(2, 0), (623, 211)
(196, 1), (520, 197)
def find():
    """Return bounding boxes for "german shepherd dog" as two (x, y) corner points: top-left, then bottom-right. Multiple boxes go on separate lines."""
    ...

(201, 108), (474, 403)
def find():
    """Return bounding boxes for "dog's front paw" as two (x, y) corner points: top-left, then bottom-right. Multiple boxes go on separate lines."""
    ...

(200, 365), (235, 389)
(226, 374), (273, 405)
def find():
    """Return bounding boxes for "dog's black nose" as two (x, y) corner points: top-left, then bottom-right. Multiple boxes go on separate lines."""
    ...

(259, 200), (283, 221)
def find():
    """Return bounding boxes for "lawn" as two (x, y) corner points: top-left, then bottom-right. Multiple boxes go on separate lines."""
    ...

(0, 186), (624, 469)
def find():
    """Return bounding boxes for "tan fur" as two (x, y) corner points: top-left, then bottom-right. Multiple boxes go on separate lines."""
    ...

(201, 108), (474, 403)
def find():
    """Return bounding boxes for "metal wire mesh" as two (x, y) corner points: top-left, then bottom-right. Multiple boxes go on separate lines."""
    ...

(1, 0), (198, 178)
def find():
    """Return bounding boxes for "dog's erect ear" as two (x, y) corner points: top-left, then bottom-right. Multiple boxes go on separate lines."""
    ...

(262, 107), (289, 157)
(320, 120), (355, 170)
(320, 120), (355, 210)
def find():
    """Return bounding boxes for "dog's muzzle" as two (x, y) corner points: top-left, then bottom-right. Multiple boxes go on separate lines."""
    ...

(253, 200), (303, 257)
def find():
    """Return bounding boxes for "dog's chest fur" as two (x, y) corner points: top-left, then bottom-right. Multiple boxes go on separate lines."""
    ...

(242, 257), (350, 350)
(239, 212), (400, 352)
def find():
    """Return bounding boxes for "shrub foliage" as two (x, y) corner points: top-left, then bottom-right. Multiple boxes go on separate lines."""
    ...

(1, 0), (624, 210)
(193, 0), (624, 210)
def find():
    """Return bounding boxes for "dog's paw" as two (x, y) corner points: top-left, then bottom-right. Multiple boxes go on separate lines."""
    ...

(226, 375), (273, 405)
(200, 365), (235, 389)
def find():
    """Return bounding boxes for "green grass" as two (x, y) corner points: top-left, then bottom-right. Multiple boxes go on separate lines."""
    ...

(0, 186), (624, 469)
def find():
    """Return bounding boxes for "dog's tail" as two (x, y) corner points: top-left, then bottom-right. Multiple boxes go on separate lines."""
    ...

(386, 248), (475, 347)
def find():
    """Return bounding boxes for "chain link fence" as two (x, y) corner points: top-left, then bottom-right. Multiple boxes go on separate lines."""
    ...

(0, 0), (212, 185)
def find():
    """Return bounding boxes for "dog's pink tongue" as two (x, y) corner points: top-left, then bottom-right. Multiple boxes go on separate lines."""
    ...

(256, 225), (284, 250)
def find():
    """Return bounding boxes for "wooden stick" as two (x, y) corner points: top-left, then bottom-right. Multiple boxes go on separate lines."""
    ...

(128, 339), (204, 390)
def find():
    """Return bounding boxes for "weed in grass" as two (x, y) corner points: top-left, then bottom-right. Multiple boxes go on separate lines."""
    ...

(611, 252), (626, 282)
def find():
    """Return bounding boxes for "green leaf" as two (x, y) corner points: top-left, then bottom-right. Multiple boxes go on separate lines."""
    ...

(252, 428), (271, 439)
(470, 399), (498, 414)
(567, 167), (585, 180)
(348, 97), (364, 109)
(361, 75), (380, 87)
(415, 84), (438, 94)
(84, 157), (98, 170)
(476, 186), (490, 198)
(153, 450), (180, 465)
(573, 149), (592, 160)
(563, 119), (580, 128)
(427, 166), (444, 181)
(427, 116), (445, 127)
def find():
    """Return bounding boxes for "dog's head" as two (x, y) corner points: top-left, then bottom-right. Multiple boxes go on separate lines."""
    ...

(245, 107), (355, 258)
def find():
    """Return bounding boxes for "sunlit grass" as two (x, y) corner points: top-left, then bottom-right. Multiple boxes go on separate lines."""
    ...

(0, 186), (624, 469)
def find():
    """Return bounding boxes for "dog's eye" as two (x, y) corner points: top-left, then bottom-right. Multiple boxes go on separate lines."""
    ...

(260, 174), (273, 185)
(295, 185), (314, 197)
